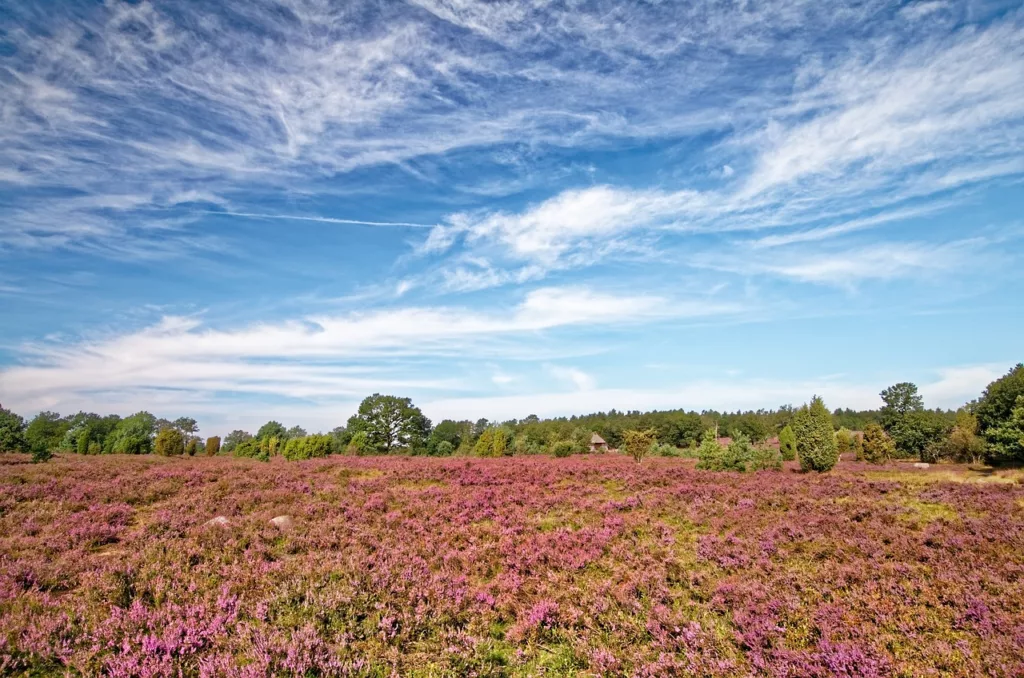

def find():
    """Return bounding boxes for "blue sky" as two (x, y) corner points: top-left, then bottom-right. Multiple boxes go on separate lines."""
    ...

(1, 0), (1022, 434)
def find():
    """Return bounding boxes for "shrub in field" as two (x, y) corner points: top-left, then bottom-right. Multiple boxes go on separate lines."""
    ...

(206, 436), (221, 457)
(935, 409), (986, 464)
(860, 423), (895, 464)
(696, 430), (725, 470)
(793, 396), (838, 472)
(551, 440), (574, 458)
(652, 442), (679, 457)
(722, 435), (755, 471)
(835, 427), (853, 455)
(346, 430), (368, 455)
(154, 426), (185, 456)
(778, 424), (797, 461)
(750, 444), (782, 471)
(852, 431), (864, 459)
(185, 438), (199, 456)
(621, 429), (656, 463)
(0, 404), (29, 454)
(434, 440), (454, 456)
(234, 438), (270, 462)
(282, 434), (332, 461)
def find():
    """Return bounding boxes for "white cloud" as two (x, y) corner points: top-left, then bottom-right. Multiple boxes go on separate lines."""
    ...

(422, 365), (997, 422)
(546, 365), (598, 392)
(698, 238), (989, 287)
(0, 285), (735, 418)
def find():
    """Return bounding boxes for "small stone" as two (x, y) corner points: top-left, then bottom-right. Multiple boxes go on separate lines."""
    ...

(270, 515), (294, 530)
(204, 516), (230, 528)
(913, 462), (930, 469)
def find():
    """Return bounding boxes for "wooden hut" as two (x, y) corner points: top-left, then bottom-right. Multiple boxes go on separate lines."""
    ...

(589, 433), (609, 453)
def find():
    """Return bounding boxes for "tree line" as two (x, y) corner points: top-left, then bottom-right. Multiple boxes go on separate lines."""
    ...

(2, 364), (1022, 468)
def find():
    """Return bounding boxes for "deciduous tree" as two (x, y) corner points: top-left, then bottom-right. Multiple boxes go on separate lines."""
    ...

(622, 429), (656, 463)
(348, 394), (430, 454)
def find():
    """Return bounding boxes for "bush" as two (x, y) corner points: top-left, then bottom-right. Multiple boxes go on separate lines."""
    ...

(696, 431), (725, 471)
(434, 440), (454, 456)
(282, 434), (332, 461)
(721, 435), (755, 472)
(651, 442), (679, 457)
(750, 445), (782, 471)
(793, 396), (839, 472)
(346, 430), (368, 455)
(778, 425), (797, 461)
(234, 439), (270, 462)
(835, 427), (853, 455)
(206, 436), (221, 457)
(154, 427), (185, 456)
(185, 438), (199, 456)
(31, 446), (53, 463)
(621, 429), (656, 463)
(860, 423), (894, 464)
(551, 440), (574, 458)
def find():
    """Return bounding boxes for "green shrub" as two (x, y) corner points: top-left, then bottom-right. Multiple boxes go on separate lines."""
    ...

(234, 439), (270, 462)
(346, 430), (368, 455)
(860, 423), (894, 464)
(282, 434), (332, 461)
(695, 431), (725, 470)
(750, 444), (782, 471)
(835, 427), (853, 455)
(722, 435), (754, 472)
(154, 427), (185, 456)
(31, 446), (53, 463)
(778, 425), (797, 461)
(206, 436), (221, 457)
(652, 442), (679, 457)
(551, 440), (574, 458)
(435, 440), (454, 456)
(793, 396), (839, 472)
(621, 429), (657, 463)
(185, 438), (199, 456)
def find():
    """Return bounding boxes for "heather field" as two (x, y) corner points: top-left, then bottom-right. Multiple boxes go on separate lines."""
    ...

(2, 455), (1024, 678)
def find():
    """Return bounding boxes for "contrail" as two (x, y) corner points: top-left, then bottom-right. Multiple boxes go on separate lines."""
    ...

(198, 210), (435, 229)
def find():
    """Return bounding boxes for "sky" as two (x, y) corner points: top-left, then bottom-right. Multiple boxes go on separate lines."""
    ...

(1, 0), (1022, 435)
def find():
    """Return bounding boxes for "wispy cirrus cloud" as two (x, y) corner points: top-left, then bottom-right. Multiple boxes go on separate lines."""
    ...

(415, 14), (1024, 288)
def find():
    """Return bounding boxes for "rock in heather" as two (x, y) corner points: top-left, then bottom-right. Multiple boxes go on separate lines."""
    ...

(204, 515), (230, 528)
(269, 515), (294, 530)
(913, 462), (930, 469)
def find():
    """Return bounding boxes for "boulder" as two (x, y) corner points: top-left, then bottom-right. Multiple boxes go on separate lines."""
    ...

(270, 515), (294, 530)
(912, 462), (930, 469)
(204, 516), (230, 528)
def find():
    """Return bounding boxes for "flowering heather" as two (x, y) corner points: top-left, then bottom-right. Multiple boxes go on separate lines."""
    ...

(2, 455), (1023, 676)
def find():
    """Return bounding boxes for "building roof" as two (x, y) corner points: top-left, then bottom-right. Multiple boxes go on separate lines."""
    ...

(591, 433), (606, 444)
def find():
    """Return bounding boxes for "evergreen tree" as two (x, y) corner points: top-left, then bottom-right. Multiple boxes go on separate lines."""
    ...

(778, 424), (797, 461)
(792, 396), (839, 472)
(860, 423), (895, 464)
